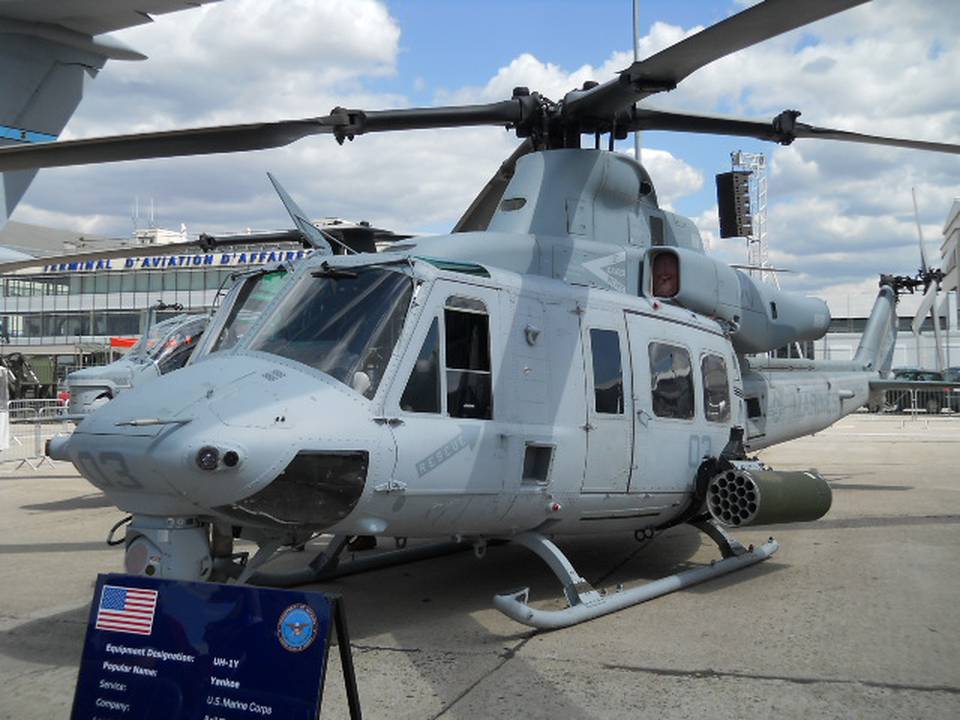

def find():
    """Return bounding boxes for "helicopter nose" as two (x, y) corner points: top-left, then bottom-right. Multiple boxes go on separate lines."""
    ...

(57, 354), (384, 527)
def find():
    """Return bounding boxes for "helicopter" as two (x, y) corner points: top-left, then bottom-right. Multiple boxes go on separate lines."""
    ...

(1, 0), (959, 629)
(65, 308), (207, 414)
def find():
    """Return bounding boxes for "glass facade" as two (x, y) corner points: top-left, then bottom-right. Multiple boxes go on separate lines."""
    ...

(0, 267), (240, 346)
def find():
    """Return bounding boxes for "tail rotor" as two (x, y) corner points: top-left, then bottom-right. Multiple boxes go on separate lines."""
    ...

(910, 189), (945, 371)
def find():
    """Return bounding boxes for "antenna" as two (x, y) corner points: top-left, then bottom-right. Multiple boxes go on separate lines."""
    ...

(632, 0), (642, 165)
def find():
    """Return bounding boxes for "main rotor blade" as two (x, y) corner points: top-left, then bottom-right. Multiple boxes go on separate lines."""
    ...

(911, 188), (930, 274)
(453, 138), (534, 233)
(624, 108), (960, 155)
(0, 102), (523, 172)
(564, 0), (868, 121)
(911, 282), (938, 335)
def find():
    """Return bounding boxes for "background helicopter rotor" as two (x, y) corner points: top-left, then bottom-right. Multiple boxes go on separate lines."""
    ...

(910, 188), (946, 370)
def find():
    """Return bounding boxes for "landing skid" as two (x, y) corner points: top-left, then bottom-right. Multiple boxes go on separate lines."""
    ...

(493, 521), (778, 630)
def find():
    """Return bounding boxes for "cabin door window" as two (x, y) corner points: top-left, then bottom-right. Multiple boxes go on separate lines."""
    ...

(701, 354), (731, 423)
(581, 318), (633, 493)
(589, 328), (624, 414)
(444, 297), (493, 419)
(648, 342), (695, 419)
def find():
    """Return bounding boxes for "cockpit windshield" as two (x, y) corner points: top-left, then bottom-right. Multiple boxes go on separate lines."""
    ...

(246, 266), (413, 398)
(152, 316), (207, 373)
(210, 269), (288, 354)
(127, 316), (188, 362)
(127, 314), (207, 371)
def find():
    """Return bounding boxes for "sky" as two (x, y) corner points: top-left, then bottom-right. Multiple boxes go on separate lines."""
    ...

(10, 0), (960, 297)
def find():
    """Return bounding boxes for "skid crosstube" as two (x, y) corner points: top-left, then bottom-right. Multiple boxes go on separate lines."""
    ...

(493, 524), (778, 630)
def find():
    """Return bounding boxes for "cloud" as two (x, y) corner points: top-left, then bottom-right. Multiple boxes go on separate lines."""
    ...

(12, 204), (115, 236)
(9, 0), (958, 300)
(664, 0), (960, 294)
(625, 148), (704, 209)
(58, 0), (403, 139)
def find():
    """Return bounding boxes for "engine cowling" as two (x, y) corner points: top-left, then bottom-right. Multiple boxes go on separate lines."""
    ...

(642, 247), (830, 354)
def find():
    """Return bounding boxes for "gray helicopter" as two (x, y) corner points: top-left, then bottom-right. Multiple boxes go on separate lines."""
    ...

(3, 0), (959, 629)
(67, 309), (207, 414)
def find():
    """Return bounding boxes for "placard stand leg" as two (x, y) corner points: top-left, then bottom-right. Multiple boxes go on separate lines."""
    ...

(331, 596), (362, 720)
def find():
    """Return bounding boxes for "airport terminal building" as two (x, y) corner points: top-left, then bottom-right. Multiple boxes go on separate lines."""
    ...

(2, 242), (306, 343)
(0, 222), (307, 391)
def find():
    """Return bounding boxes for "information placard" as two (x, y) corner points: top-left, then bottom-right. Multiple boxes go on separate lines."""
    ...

(71, 574), (339, 720)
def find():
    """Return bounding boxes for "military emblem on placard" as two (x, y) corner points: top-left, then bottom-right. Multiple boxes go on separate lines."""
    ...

(277, 603), (318, 653)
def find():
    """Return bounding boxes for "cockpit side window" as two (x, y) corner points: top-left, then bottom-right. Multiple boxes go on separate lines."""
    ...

(400, 317), (441, 413)
(210, 270), (288, 354)
(444, 297), (492, 419)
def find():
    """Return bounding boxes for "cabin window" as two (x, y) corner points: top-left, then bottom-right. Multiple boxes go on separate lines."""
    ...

(649, 342), (694, 419)
(400, 317), (441, 413)
(701, 354), (731, 423)
(445, 298), (492, 419)
(589, 328), (624, 414)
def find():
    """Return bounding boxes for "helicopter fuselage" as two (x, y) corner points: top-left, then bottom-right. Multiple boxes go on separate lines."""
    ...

(52, 253), (871, 570)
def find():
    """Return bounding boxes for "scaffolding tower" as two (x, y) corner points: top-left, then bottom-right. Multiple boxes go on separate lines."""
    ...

(731, 151), (778, 287)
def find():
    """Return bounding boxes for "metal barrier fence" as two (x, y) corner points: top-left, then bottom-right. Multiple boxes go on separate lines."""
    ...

(1, 398), (74, 470)
(878, 388), (960, 416)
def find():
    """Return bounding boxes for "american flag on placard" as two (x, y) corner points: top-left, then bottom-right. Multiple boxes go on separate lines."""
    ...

(95, 585), (158, 636)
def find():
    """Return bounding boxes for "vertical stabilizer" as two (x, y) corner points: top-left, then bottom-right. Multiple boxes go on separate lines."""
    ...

(0, 34), (107, 227)
(852, 284), (898, 375)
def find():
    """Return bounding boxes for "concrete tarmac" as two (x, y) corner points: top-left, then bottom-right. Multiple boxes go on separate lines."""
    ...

(1, 414), (958, 719)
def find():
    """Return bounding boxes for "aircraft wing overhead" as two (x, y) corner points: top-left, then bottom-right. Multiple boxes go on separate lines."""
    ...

(0, 0), (221, 228)
(0, 1), (221, 37)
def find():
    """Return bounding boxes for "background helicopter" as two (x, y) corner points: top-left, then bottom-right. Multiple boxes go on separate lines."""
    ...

(3, 0), (960, 628)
